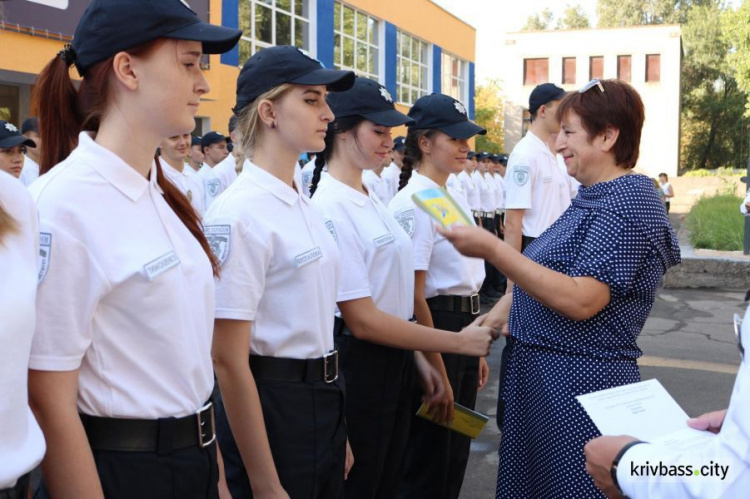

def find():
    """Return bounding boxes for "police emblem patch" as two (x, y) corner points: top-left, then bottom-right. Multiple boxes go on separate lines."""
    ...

(38, 232), (52, 284)
(204, 225), (231, 265)
(454, 101), (467, 115)
(206, 179), (221, 198)
(395, 209), (416, 237)
(4, 122), (18, 132)
(379, 87), (393, 103)
(325, 220), (338, 243)
(513, 165), (530, 186)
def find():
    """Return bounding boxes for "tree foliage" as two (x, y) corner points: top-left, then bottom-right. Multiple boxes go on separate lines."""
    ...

(474, 80), (504, 153)
(522, 8), (554, 31)
(596, 0), (682, 27)
(722, 0), (750, 116)
(557, 4), (591, 29)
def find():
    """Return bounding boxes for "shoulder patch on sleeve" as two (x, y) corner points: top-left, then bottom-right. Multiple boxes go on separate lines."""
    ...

(38, 232), (52, 284)
(395, 209), (416, 237)
(205, 178), (221, 198)
(204, 225), (231, 265)
(512, 165), (530, 186)
(325, 220), (338, 243)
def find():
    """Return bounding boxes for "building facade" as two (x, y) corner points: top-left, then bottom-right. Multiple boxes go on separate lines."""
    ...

(499, 25), (682, 178)
(0, 0), (476, 136)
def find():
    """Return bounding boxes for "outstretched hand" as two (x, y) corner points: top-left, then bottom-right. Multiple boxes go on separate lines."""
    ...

(436, 224), (500, 260)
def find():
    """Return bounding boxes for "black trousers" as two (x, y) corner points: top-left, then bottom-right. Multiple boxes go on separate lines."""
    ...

(335, 333), (415, 499)
(496, 235), (535, 430)
(1, 472), (29, 499)
(215, 376), (347, 499)
(398, 307), (479, 499)
(479, 217), (501, 295)
(36, 444), (219, 499)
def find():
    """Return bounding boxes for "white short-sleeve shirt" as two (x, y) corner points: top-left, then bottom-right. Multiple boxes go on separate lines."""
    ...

(203, 154), (239, 208)
(505, 130), (572, 237)
(446, 173), (462, 195)
(312, 174), (414, 320)
(28, 133), (215, 419)
(0, 172), (45, 488)
(388, 172), (485, 299)
(300, 159), (317, 198)
(361, 169), (391, 206)
(204, 160), (340, 359)
(381, 162), (402, 199)
(472, 170), (496, 213)
(161, 159), (206, 217)
(492, 172), (506, 210)
(458, 171), (480, 212)
(19, 155), (40, 187)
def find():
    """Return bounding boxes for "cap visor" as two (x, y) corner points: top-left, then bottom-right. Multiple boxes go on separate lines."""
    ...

(0, 136), (35, 148)
(362, 109), (415, 128)
(291, 68), (356, 92)
(168, 22), (242, 55)
(439, 121), (487, 140)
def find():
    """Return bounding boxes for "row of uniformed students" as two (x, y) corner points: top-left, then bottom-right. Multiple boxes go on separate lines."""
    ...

(1, 2), (497, 499)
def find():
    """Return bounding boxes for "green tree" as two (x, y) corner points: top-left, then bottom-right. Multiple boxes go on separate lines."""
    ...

(557, 4), (591, 29)
(596, 0), (681, 27)
(522, 8), (554, 31)
(722, 0), (750, 116)
(474, 80), (504, 153)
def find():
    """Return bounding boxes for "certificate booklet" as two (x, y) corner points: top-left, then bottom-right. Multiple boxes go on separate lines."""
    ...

(416, 402), (489, 439)
(412, 188), (472, 228)
(576, 379), (715, 451)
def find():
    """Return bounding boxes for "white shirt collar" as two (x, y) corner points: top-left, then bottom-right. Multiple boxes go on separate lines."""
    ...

(241, 159), (300, 206)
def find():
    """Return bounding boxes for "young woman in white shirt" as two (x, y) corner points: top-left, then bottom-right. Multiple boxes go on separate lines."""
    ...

(308, 77), (496, 499)
(203, 45), (356, 499)
(388, 93), (489, 499)
(27, 1), (241, 497)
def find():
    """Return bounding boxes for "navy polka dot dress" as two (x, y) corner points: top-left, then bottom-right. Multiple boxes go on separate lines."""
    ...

(496, 174), (681, 498)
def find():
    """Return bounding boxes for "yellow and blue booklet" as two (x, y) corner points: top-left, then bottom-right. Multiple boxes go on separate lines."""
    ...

(416, 402), (490, 439)
(411, 188), (472, 228)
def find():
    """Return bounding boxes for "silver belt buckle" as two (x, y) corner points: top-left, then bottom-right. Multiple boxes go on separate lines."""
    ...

(323, 350), (339, 383)
(196, 402), (216, 448)
(470, 293), (481, 315)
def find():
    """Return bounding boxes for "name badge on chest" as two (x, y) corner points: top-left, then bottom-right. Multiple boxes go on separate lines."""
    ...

(295, 247), (323, 268)
(143, 251), (180, 281)
(374, 233), (395, 248)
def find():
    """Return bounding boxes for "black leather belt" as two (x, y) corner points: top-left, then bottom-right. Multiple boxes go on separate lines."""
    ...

(427, 294), (481, 315)
(334, 316), (417, 337)
(80, 402), (215, 454)
(0, 472), (29, 499)
(250, 351), (339, 384)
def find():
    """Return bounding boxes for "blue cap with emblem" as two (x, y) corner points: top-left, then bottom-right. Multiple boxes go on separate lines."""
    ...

(200, 131), (227, 149)
(68, 0), (242, 76)
(191, 136), (202, 147)
(235, 45), (355, 114)
(407, 94), (486, 140)
(528, 83), (566, 115)
(326, 77), (414, 128)
(0, 121), (36, 148)
(393, 136), (406, 151)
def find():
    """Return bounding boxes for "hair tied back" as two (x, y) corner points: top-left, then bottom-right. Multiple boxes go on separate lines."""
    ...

(58, 44), (77, 67)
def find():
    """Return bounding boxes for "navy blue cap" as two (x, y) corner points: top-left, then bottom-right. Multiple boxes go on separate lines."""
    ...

(499, 154), (508, 164)
(326, 77), (413, 127)
(70, 0), (241, 76)
(235, 46), (355, 113)
(467, 151), (476, 159)
(21, 117), (39, 134)
(191, 136), (202, 147)
(0, 121), (36, 148)
(393, 136), (406, 151)
(477, 151), (490, 160)
(200, 131), (226, 149)
(529, 83), (566, 115)
(408, 94), (486, 140)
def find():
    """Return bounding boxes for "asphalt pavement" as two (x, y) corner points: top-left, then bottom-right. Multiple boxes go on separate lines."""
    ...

(459, 287), (747, 499)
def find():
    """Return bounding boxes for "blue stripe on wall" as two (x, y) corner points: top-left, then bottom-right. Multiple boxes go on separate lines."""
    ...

(469, 62), (476, 119)
(220, 0), (239, 67)
(432, 45), (442, 94)
(385, 22), (397, 99)
(317, 0), (335, 68)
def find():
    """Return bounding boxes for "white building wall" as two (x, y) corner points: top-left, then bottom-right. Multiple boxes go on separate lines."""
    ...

(499, 25), (682, 178)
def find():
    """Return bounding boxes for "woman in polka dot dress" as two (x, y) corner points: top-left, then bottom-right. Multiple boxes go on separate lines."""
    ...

(438, 79), (681, 497)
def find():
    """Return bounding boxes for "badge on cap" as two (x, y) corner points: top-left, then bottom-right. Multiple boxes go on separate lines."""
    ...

(513, 165), (530, 186)
(4, 123), (18, 132)
(380, 87), (393, 103)
(396, 209), (416, 237)
(454, 101), (467, 116)
(205, 225), (231, 265)
(38, 232), (52, 284)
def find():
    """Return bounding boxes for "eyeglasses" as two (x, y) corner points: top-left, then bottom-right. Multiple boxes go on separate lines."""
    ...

(579, 79), (605, 94)
(735, 313), (745, 360)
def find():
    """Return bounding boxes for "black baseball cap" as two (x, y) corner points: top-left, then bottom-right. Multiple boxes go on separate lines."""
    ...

(191, 136), (202, 147)
(393, 136), (406, 151)
(477, 152), (490, 160)
(499, 154), (508, 165)
(408, 94), (486, 140)
(0, 121), (36, 148)
(235, 45), (355, 113)
(71, 0), (242, 75)
(326, 77), (414, 127)
(467, 151), (476, 160)
(21, 117), (39, 134)
(529, 83), (566, 115)
(200, 131), (227, 149)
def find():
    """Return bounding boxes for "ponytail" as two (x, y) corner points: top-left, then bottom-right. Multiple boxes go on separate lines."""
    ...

(309, 115), (365, 197)
(155, 156), (220, 276)
(398, 128), (435, 190)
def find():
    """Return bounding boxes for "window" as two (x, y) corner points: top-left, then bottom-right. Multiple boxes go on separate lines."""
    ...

(396, 31), (429, 105)
(238, 0), (311, 66)
(617, 55), (631, 82)
(333, 3), (380, 80)
(562, 57), (576, 85)
(523, 58), (548, 86)
(646, 54), (661, 82)
(589, 56), (603, 80)
(441, 52), (467, 102)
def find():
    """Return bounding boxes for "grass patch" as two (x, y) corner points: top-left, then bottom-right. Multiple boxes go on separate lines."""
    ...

(686, 193), (745, 250)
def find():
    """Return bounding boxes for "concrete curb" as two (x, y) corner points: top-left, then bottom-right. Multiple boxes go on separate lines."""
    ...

(664, 250), (750, 289)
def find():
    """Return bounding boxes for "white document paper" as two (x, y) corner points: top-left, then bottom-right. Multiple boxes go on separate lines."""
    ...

(577, 379), (715, 451)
